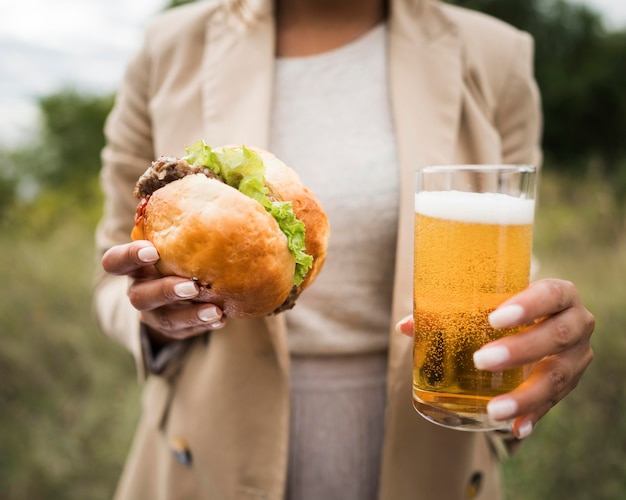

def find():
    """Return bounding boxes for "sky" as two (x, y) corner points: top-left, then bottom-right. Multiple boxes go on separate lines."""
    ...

(0, 0), (625, 146)
(0, 0), (167, 145)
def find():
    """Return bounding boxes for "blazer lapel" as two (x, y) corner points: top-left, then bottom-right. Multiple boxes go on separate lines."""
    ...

(387, 0), (464, 380)
(201, 0), (275, 148)
(390, 0), (463, 169)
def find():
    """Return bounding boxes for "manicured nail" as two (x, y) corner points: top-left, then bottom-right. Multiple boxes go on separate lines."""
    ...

(174, 281), (198, 298)
(517, 419), (533, 439)
(473, 345), (510, 370)
(198, 306), (220, 323)
(487, 398), (518, 420)
(138, 246), (159, 263)
(489, 304), (525, 328)
(394, 316), (412, 335)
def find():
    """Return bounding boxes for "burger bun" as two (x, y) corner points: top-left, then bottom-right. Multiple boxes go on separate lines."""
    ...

(142, 174), (296, 318)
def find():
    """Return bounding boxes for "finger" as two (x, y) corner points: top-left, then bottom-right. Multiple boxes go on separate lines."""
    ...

(488, 279), (581, 329)
(101, 241), (159, 276)
(128, 276), (201, 311)
(489, 279), (580, 328)
(394, 315), (413, 337)
(510, 416), (535, 440)
(485, 348), (592, 431)
(474, 305), (592, 370)
(142, 303), (225, 339)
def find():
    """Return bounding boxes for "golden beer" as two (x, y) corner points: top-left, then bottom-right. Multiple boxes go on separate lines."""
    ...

(413, 190), (535, 429)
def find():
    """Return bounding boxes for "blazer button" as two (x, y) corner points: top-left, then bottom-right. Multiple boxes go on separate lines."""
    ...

(170, 437), (192, 467)
(465, 471), (483, 499)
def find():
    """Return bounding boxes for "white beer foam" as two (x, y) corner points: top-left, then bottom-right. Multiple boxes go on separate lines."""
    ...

(415, 191), (535, 225)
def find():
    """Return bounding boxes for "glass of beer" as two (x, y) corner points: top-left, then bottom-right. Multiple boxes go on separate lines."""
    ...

(413, 165), (537, 431)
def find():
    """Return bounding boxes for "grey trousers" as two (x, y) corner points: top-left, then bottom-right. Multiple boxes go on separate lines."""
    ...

(286, 352), (388, 500)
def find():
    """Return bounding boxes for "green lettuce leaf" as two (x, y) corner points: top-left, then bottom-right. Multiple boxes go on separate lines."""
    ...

(183, 141), (312, 286)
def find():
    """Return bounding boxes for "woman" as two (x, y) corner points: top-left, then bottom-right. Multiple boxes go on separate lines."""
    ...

(95, 0), (595, 498)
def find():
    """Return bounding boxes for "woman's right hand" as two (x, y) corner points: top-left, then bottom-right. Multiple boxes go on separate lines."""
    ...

(101, 240), (226, 344)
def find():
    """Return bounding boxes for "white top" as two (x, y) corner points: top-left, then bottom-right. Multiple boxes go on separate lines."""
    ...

(269, 23), (399, 355)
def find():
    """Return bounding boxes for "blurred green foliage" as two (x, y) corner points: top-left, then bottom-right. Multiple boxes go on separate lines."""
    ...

(0, 90), (114, 219)
(0, 90), (138, 499)
(0, 212), (140, 499)
(167, 0), (197, 8)
(38, 91), (115, 188)
(0, 0), (625, 499)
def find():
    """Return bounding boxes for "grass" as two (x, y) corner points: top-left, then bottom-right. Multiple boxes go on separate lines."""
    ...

(0, 189), (141, 500)
(0, 171), (624, 499)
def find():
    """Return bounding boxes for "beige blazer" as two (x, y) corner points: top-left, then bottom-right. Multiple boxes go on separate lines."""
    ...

(94, 0), (542, 498)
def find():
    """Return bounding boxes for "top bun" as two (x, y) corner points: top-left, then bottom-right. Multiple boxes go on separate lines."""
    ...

(134, 145), (329, 318)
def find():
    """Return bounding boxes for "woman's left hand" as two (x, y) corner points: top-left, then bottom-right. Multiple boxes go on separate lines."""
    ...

(396, 278), (595, 439)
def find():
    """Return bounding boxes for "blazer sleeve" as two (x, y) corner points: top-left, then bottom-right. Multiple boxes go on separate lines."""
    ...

(494, 31), (543, 168)
(92, 34), (155, 380)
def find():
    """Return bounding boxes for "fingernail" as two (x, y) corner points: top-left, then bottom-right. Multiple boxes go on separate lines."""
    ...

(138, 246), (159, 263)
(517, 419), (533, 439)
(174, 281), (198, 298)
(394, 316), (412, 335)
(473, 345), (510, 369)
(489, 304), (524, 328)
(198, 306), (220, 323)
(487, 397), (518, 420)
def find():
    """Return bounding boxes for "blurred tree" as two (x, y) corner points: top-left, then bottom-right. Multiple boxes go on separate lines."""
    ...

(0, 90), (113, 218)
(167, 0), (197, 8)
(36, 90), (114, 189)
(0, 173), (16, 215)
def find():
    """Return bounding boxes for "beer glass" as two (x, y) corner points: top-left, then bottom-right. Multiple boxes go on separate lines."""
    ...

(413, 165), (537, 431)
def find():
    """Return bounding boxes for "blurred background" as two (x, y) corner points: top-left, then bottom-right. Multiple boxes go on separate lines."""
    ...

(1, 0), (624, 498)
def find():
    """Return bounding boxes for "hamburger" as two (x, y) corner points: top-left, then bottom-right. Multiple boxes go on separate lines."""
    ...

(131, 141), (330, 318)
